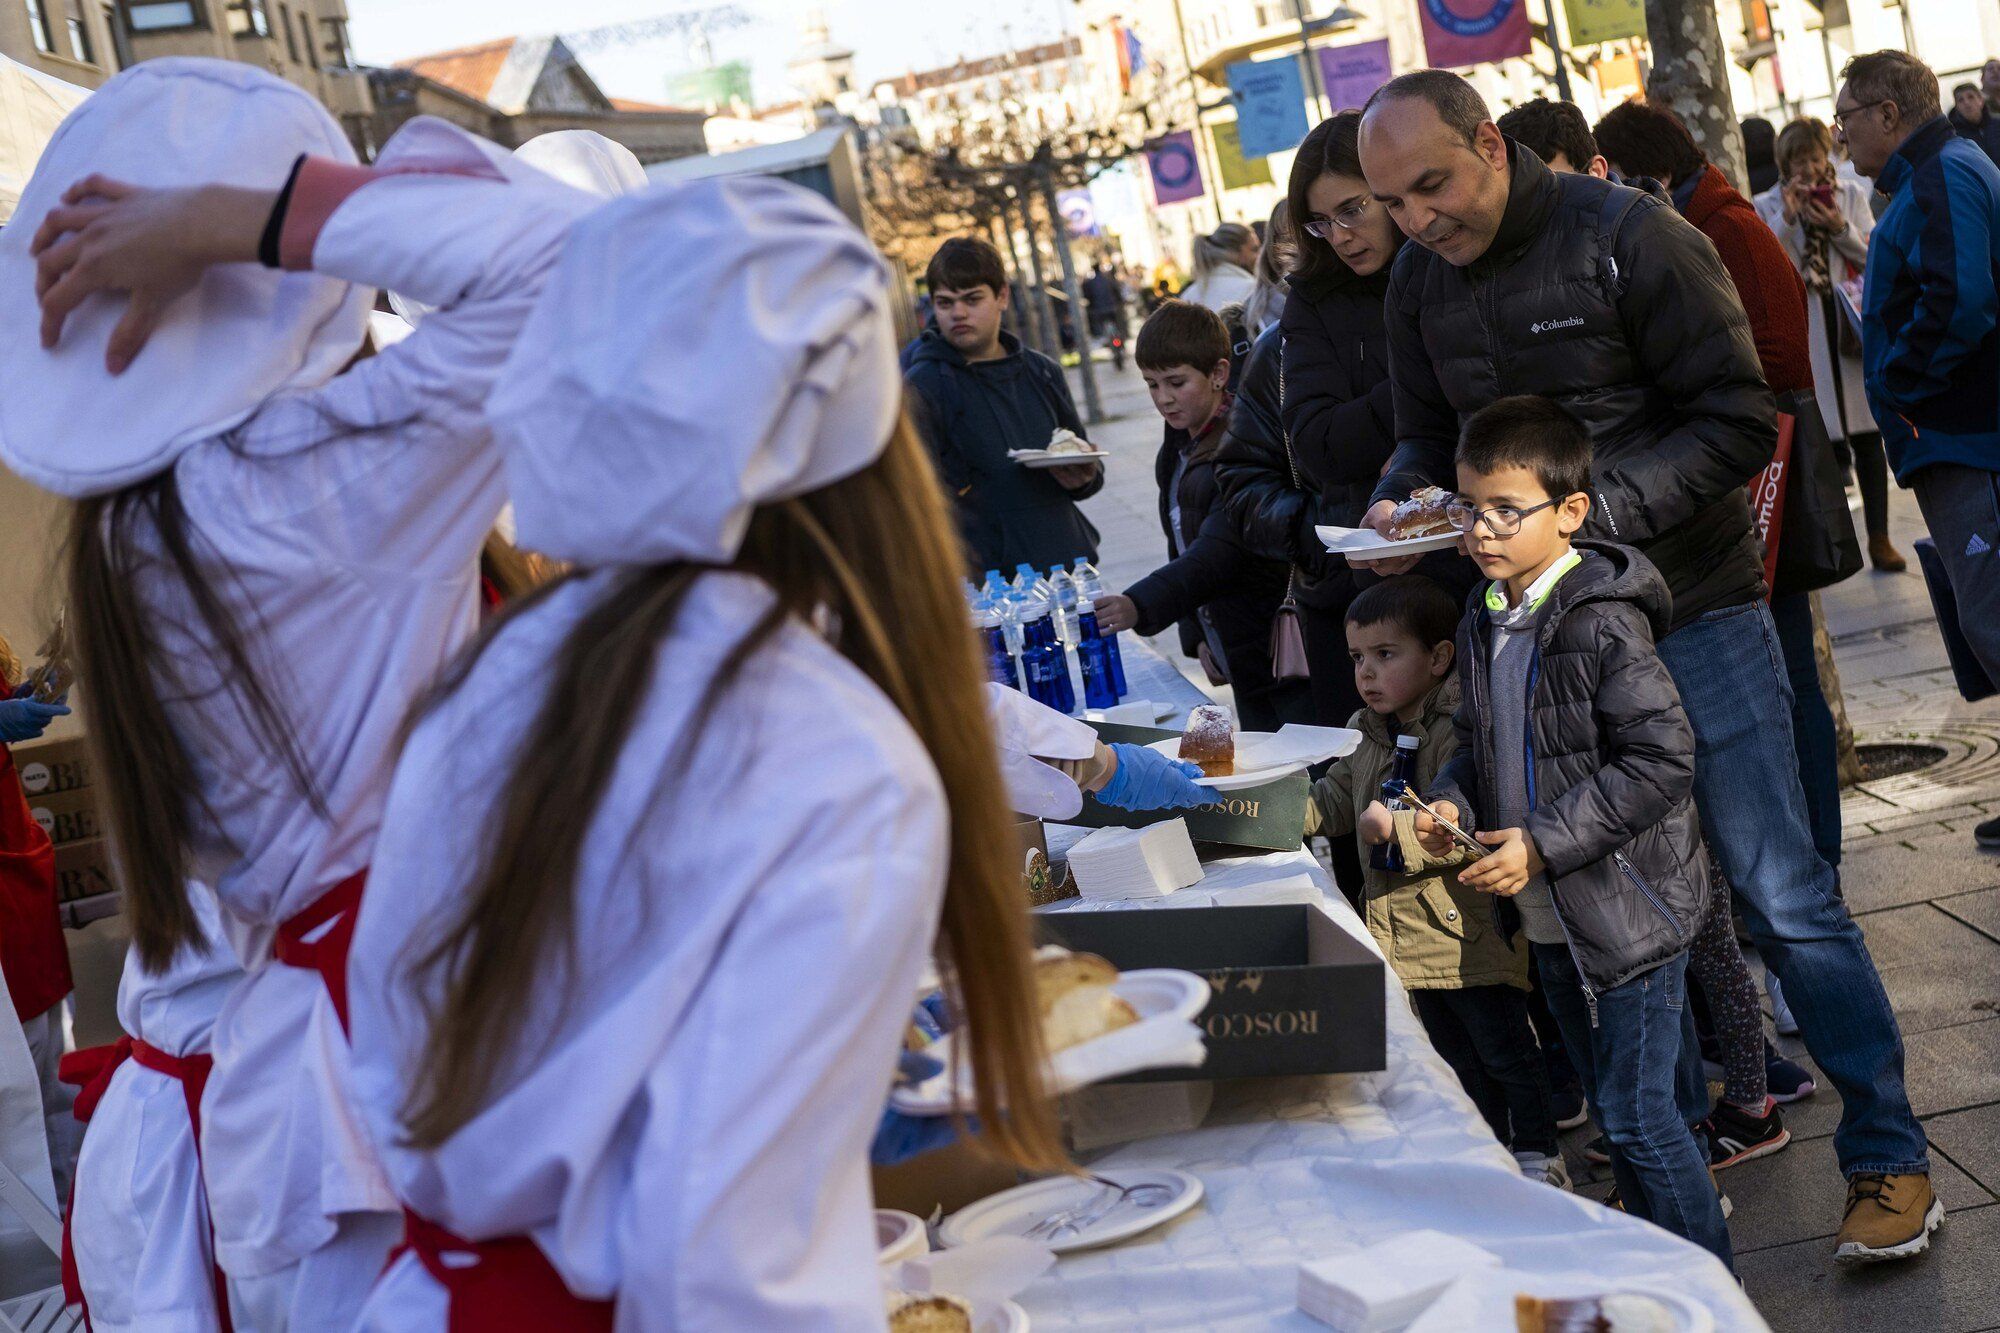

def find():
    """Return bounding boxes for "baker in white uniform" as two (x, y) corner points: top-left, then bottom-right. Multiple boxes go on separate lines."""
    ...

(2, 60), (596, 1328)
(342, 175), (1064, 1328)
(61, 883), (242, 1332)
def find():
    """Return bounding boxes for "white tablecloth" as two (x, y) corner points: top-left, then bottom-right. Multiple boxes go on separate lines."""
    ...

(1024, 840), (1769, 1331)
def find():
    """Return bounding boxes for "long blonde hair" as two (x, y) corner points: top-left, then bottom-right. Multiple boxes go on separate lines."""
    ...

(1191, 221), (1256, 285)
(401, 413), (1066, 1172)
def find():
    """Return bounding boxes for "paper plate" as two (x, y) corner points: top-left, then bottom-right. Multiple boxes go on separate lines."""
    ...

(939, 1169), (1203, 1254)
(890, 970), (1211, 1116)
(1010, 449), (1111, 469)
(877, 1209), (929, 1266)
(1406, 1273), (1715, 1333)
(1145, 729), (1358, 791)
(1316, 524), (1463, 558)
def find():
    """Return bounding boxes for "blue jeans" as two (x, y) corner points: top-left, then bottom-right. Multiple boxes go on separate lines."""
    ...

(1767, 591), (1844, 872)
(1658, 602), (1928, 1178)
(1534, 946), (1734, 1269)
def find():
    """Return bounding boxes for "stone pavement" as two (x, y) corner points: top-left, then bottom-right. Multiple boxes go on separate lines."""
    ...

(1066, 353), (2000, 1331)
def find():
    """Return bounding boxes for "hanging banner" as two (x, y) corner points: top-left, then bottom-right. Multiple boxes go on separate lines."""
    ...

(1417, 0), (1532, 69)
(1212, 122), (1274, 193)
(1316, 38), (1395, 113)
(1227, 55), (1311, 159)
(1146, 130), (1206, 205)
(1565, 0), (1645, 46)
(1057, 187), (1100, 237)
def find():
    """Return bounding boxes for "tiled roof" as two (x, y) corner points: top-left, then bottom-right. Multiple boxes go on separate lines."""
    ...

(877, 36), (1081, 97)
(398, 36), (514, 103)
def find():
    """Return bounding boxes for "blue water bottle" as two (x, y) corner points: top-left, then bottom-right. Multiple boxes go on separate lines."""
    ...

(1075, 587), (1119, 710)
(1018, 565), (1076, 711)
(1048, 564), (1080, 648)
(1073, 559), (1126, 698)
(970, 589), (1017, 689)
(1369, 734), (1422, 873)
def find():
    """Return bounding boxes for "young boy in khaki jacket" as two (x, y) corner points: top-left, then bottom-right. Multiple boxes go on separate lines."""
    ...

(1311, 576), (1565, 1188)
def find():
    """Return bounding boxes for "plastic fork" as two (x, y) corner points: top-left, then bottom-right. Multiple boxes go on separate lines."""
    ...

(1023, 1174), (1174, 1241)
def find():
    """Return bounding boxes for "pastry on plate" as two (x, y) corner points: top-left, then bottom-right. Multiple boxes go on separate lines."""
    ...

(1514, 1292), (1679, 1333)
(1033, 950), (1139, 1052)
(1178, 703), (1235, 777)
(886, 1291), (975, 1333)
(1046, 427), (1093, 455)
(1387, 485), (1458, 540)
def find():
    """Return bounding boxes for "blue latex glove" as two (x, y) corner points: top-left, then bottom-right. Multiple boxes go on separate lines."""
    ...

(872, 1049), (971, 1165)
(1096, 742), (1211, 811)
(0, 697), (67, 744)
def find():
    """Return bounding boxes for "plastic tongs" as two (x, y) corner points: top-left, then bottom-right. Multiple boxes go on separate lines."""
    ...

(1397, 784), (1490, 859)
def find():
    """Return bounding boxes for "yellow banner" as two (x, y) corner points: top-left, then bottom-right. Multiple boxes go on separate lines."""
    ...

(1212, 121), (1273, 193)
(1566, 0), (1645, 47)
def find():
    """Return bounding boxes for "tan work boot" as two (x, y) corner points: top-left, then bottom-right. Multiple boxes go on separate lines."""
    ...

(1835, 1172), (1942, 1264)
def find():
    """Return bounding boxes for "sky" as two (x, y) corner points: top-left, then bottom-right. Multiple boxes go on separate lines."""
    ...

(342, 0), (1075, 106)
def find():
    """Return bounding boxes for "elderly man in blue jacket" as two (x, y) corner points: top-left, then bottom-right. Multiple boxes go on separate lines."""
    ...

(1842, 50), (2000, 853)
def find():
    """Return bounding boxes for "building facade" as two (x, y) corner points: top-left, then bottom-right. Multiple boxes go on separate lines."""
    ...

(1, 0), (125, 88)
(372, 35), (707, 165)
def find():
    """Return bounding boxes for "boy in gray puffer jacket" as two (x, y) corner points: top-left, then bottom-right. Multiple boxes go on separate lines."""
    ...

(1413, 396), (1730, 1270)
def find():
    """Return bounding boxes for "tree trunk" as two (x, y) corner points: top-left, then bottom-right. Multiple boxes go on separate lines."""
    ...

(1642, 0), (1749, 193)
(1014, 188), (1064, 361)
(1040, 162), (1106, 425)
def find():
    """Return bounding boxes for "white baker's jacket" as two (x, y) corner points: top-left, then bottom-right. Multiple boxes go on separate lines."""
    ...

(347, 570), (949, 1331)
(68, 883), (242, 1333)
(119, 145), (593, 1277)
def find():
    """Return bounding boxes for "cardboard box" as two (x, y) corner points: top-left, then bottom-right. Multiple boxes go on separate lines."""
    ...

(14, 735), (91, 796)
(1040, 903), (1385, 1080)
(28, 786), (99, 845)
(1071, 721), (1308, 853)
(53, 838), (117, 903)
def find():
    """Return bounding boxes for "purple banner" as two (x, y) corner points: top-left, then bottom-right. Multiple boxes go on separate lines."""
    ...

(1146, 130), (1206, 206)
(1316, 39), (1394, 113)
(1418, 0), (1531, 69)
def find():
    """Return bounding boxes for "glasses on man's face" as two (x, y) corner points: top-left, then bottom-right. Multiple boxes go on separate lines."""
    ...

(1446, 496), (1565, 537)
(1301, 198), (1375, 238)
(1832, 98), (1888, 132)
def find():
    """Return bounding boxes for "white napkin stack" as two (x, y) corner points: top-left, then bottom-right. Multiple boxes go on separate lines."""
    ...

(1065, 820), (1204, 901)
(1298, 1230), (1502, 1331)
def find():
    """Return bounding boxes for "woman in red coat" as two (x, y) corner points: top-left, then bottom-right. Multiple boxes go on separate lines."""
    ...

(0, 635), (74, 1194)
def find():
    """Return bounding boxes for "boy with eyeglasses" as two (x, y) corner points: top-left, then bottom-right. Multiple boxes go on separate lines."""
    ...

(1413, 395), (1732, 1268)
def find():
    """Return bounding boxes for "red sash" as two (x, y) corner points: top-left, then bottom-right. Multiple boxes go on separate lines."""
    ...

(59, 1037), (232, 1333)
(272, 869), (367, 1033)
(392, 1210), (614, 1331)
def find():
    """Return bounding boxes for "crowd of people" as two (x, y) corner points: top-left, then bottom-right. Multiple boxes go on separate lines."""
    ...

(910, 51), (2000, 1277)
(2, 36), (1998, 1330)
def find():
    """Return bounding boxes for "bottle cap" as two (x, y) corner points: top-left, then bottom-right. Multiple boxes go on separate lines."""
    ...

(1396, 734), (1421, 750)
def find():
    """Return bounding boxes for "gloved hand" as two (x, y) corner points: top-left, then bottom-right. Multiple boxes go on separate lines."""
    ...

(1095, 742), (1211, 811)
(871, 1049), (970, 1165)
(0, 696), (67, 744)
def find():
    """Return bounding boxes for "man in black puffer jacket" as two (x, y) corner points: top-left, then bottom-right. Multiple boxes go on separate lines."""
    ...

(1359, 72), (1934, 1261)
(1417, 397), (1726, 1266)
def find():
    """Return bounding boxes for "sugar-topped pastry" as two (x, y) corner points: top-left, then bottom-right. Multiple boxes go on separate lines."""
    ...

(1178, 704), (1235, 777)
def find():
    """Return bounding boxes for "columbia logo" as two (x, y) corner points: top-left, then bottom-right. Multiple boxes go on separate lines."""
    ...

(1530, 316), (1585, 334)
(1969, 534), (1993, 557)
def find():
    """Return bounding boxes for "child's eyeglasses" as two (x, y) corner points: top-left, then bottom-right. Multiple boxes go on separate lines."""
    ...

(1446, 497), (1564, 537)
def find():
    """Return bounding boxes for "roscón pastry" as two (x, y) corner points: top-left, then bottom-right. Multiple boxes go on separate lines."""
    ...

(1046, 427), (1093, 455)
(1514, 1292), (1678, 1333)
(886, 1291), (975, 1333)
(1178, 704), (1235, 778)
(1033, 951), (1139, 1053)
(1387, 485), (1457, 540)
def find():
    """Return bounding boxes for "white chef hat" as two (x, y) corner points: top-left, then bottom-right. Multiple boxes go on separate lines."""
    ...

(985, 683), (1100, 820)
(492, 175), (899, 567)
(0, 58), (370, 498)
(512, 130), (648, 197)
(388, 130), (645, 327)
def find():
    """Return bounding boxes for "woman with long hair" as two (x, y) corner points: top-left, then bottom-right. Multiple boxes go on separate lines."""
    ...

(7, 61), (595, 1328)
(1241, 199), (1294, 336)
(334, 178), (1065, 1324)
(1178, 221), (1259, 312)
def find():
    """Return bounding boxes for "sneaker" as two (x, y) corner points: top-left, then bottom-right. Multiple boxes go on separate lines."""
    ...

(1515, 1150), (1575, 1192)
(1766, 1050), (1817, 1104)
(1704, 1098), (1791, 1169)
(1977, 814), (2000, 850)
(1552, 1087), (1590, 1132)
(1835, 1173), (1943, 1264)
(1768, 974), (1800, 1037)
(1583, 1134), (1611, 1166)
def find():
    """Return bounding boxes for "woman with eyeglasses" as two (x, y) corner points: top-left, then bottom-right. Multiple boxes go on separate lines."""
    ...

(1217, 111), (1469, 732)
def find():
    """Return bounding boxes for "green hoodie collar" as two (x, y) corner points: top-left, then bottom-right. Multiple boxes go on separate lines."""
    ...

(1484, 548), (1583, 616)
